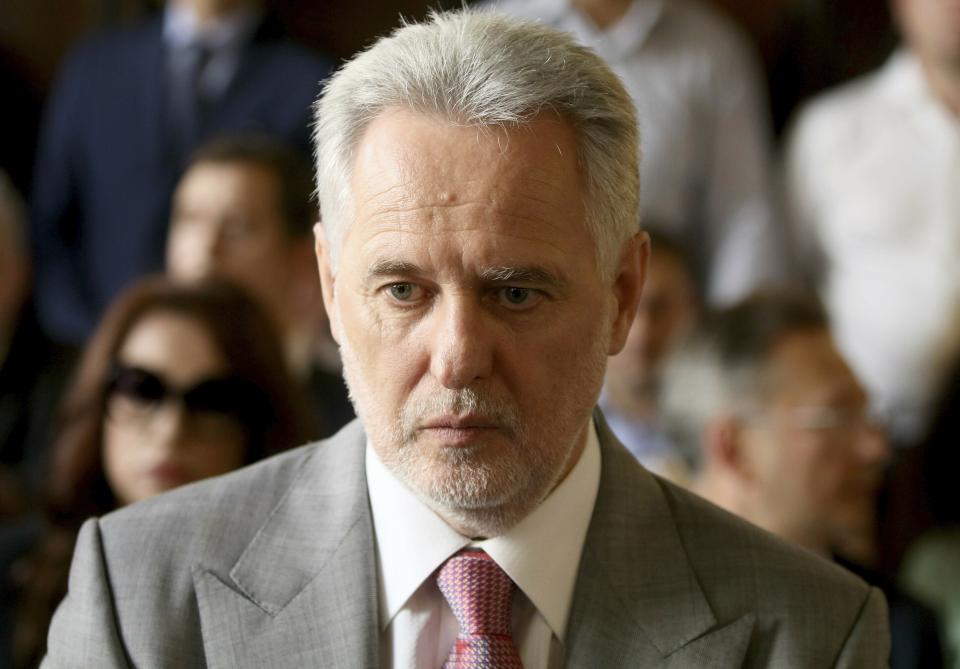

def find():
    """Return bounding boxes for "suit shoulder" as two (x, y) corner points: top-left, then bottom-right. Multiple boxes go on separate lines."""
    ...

(98, 418), (367, 564)
(661, 477), (872, 594)
(652, 477), (889, 663)
(98, 441), (318, 568)
(104, 441), (313, 522)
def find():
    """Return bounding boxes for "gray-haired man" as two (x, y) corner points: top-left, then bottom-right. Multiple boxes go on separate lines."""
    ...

(44, 10), (888, 668)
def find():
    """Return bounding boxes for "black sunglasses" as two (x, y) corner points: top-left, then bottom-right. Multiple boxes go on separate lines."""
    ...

(105, 364), (268, 421)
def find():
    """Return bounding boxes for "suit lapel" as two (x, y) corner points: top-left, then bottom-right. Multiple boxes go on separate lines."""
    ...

(194, 421), (379, 668)
(565, 411), (754, 666)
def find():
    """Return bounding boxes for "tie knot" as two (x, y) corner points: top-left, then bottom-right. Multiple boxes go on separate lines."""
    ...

(437, 550), (514, 635)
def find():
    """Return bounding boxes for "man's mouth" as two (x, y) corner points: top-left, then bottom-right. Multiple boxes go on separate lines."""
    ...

(418, 415), (501, 444)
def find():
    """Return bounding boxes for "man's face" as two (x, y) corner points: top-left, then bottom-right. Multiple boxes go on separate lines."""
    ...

(167, 161), (293, 325)
(743, 329), (890, 550)
(894, 0), (960, 69)
(318, 109), (642, 536)
(607, 250), (697, 402)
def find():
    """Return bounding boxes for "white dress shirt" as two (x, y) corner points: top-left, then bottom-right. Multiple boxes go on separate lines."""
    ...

(366, 421), (601, 669)
(488, 0), (782, 305)
(785, 50), (960, 442)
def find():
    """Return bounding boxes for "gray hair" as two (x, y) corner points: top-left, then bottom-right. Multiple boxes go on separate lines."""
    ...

(312, 9), (639, 278)
(661, 290), (829, 471)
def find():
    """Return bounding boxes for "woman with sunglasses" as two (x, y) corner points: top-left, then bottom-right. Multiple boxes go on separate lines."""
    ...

(8, 275), (312, 668)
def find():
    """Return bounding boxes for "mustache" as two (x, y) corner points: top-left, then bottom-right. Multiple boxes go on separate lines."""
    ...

(399, 388), (521, 441)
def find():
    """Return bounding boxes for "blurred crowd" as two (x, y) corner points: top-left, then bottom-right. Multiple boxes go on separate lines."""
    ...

(0, 0), (958, 667)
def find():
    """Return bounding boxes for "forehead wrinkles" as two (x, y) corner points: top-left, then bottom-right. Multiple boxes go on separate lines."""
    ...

(352, 161), (577, 221)
(354, 224), (575, 277)
(349, 110), (584, 207)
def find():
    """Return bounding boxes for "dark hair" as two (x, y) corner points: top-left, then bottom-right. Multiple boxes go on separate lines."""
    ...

(646, 227), (693, 272)
(661, 289), (829, 470)
(641, 224), (703, 303)
(187, 134), (316, 238)
(700, 290), (829, 371)
(13, 276), (312, 667)
(47, 275), (311, 522)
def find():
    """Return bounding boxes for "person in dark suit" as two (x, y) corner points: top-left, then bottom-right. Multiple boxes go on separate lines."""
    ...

(43, 11), (888, 667)
(30, 0), (332, 346)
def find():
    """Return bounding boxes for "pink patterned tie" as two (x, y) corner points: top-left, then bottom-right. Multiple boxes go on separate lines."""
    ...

(436, 550), (524, 668)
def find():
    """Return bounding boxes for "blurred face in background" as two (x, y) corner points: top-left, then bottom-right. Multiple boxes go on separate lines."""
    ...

(605, 248), (697, 408)
(167, 160), (295, 332)
(740, 328), (890, 553)
(103, 310), (248, 505)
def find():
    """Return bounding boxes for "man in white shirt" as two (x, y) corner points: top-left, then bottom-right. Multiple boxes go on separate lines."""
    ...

(784, 0), (960, 444)
(489, 0), (785, 306)
(43, 10), (887, 668)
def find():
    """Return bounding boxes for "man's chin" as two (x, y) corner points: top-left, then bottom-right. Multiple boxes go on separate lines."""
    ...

(395, 453), (527, 517)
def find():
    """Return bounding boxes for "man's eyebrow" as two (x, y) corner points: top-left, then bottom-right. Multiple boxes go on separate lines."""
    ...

(479, 265), (568, 289)
(366, 259), (423, 278)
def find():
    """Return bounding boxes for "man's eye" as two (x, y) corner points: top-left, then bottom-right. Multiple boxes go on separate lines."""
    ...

(497, 286), (541, 309)
(388, 283), (417, 301)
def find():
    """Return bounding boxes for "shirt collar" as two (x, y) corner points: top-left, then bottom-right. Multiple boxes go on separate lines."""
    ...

(879, 48), (960, 135)
(366, 419), (601, 640)
(163, 2), (260, 51)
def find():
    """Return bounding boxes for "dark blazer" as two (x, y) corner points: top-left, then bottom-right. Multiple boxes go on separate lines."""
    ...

(43, 415), (889, 667)
(30, 13), (332, 344)
(837, 557), (945, 669)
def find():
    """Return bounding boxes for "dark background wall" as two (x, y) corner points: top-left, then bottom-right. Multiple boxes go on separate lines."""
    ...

(0, 0), (897, 196)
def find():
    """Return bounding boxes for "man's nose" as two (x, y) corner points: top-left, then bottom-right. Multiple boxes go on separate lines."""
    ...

(429, 295), (494, 389)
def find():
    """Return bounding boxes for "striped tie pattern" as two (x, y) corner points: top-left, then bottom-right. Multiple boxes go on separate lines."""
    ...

(436, 550), (524, 668)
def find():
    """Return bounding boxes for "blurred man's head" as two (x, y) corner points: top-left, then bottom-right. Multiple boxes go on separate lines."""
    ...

(0, 171), (29, 338)
(605, 229), (698, 420)
(662, 292), (890, 556)
(312, 10), (646, 538)
(167, 136), (316, 335)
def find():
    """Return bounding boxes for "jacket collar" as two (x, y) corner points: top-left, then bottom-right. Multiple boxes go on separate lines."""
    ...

(194, 420), (379, 668)
(193, 413), (753, 666)
(564, 410), (754, 665)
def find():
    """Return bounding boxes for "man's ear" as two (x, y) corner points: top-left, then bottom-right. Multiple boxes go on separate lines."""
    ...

(703, 415), (753, 483)
(607, 231), (649, 355)
(314, 222), (341, 344)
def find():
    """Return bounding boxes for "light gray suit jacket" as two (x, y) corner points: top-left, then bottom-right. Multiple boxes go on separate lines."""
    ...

(43, 415), (889, 667)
